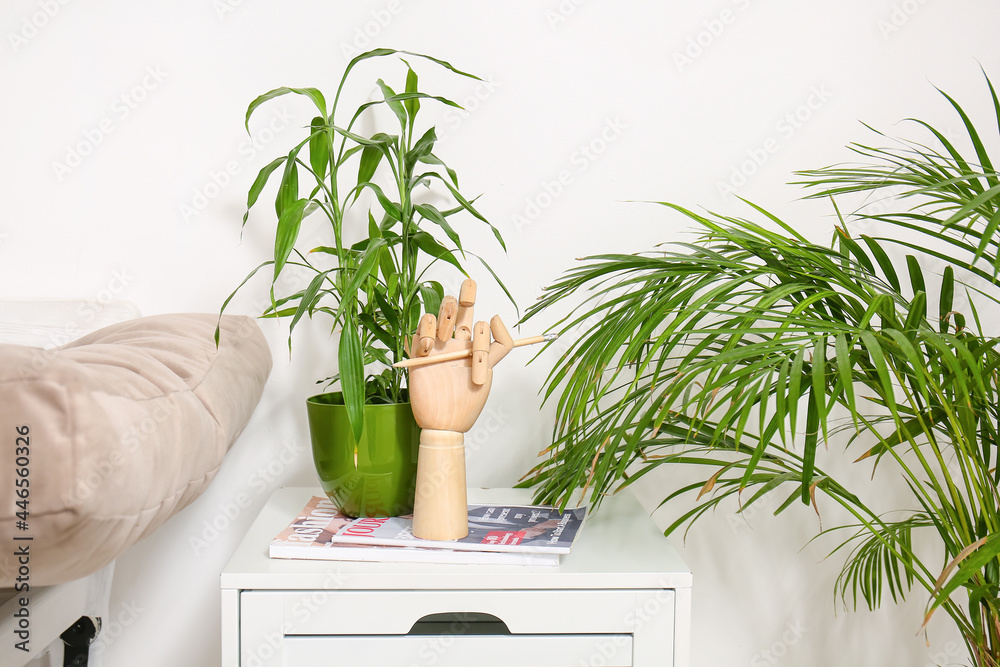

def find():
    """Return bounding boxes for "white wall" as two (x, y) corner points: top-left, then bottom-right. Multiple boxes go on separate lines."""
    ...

(2, 1), (998, 665)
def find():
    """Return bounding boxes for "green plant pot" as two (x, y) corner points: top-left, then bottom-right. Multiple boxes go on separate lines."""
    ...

(306, 392), (419, 518)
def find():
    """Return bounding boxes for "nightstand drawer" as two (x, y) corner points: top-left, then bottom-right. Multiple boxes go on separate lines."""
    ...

(284, 634), (633, 666)
(254, 589), (670, 635)
(240, 589), (676, 666)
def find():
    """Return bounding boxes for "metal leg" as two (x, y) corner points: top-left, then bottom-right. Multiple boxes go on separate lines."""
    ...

(60, 617), (100, 667)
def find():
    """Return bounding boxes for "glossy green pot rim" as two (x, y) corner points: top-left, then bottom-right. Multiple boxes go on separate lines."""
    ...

(306, 391), (412, 408)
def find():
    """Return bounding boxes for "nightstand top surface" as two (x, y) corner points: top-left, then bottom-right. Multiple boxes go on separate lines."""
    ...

(221, 487), (692, 591)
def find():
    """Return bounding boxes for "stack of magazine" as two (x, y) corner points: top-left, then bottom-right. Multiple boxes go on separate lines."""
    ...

(269, 495), (587, 566)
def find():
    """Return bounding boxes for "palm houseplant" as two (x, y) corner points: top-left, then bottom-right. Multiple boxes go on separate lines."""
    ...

(222, 48), (509, 517)
(522, 72), (1000, 665)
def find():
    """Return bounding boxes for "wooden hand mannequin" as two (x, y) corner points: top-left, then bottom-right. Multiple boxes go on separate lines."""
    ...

(406, 279), (513, 540)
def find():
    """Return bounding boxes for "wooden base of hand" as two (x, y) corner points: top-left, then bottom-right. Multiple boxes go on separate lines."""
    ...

(407, 279), (515, 541)
(412, 429), (468, 540)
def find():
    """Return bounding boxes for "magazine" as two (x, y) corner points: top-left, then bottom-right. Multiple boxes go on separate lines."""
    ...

(331, 503), (588, 554)
(269, 496), (560, 566)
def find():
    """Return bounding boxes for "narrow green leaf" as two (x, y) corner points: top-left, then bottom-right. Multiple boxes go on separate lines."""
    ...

(246, 86), (327, 132)
(812, 335), (829, 442)
(906, 255), (925, 301)
(358, 312), (396, 351)
(415, 202), (462, 251)
(272, 198), (309, 281)
(834, 333), (857, 422)
(420, 153), (458, 187)
(419, 282), (444, 319)
(859, 330), (899, 421)
(834, 227), (876, 275)
(972, 209), (1000, 268)
(404, 63), (420, 120)
(939, 265), (955, 332)
(375, 79), (408, 129)
(860, 235), (901, 292)
(904, 291), (927, 331)
(426, 173), (507, 251)
(372, 286), (399, 332)
(801, 393), (819, 504)
(331, 237), (387, 326)
(406, 127), (437, 170)
(411, 231), (465, 273)
(924, 534), (1000, 627)
(338, 316), (366, 444)
(358, 145), (384, 188)
(289, 270), (332, 341)
(350, 182), (401, 221)
(789, 346), (807, 438)
(243, 157), (285, 226)
(937, 87), (996, 185)
(275, 150), (299, 218)
(216, 260), (274, 344)
(308, 117), (329, 180)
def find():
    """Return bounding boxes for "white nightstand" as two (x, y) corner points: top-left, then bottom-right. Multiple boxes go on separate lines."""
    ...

(221, 487), (692, 667)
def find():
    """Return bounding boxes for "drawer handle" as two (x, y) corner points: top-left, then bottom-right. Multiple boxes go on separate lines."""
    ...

(408, 612), (511, 636)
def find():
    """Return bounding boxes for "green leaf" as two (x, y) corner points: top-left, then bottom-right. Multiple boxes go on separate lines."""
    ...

(338, 316), (366, 444)
(801, 386), (819, 504)
(426, 172), (507, 251)
(216, 260), (274, 344)
(371, 286), (399, 333)
(358, 312), (396, 351)
(308, 117), (329, 180)
(404, 63), (420, 120)
(939, 265), (955, 333)
(420, 153), (458, 187)
(937, 86), (996, 188)
(243, 157), (285, 226)
(245, 87), (327, 132)
(288, 270), (332, 345)
(275, 149), (299, 218)
(906, 255), (925, 300)
(358, 145), (384, 188)
(349, 182), (402, 221)
(419, 282), (444, 320)
(834, 333), (857, 422)
(406, 127), (437, 172)
(375, 79), (408, 130)
(332, 238), (388, 326)
(411, 231), (465, 273)
(272, 198), (309, 281)
(859, 330), (899, 422)
(924, 533), (1000, 627)
(415, 202), (462, 251)
(860, 235), (901, 293)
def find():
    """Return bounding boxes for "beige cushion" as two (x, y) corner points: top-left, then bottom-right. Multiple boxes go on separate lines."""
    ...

(0, 313), (271, 586)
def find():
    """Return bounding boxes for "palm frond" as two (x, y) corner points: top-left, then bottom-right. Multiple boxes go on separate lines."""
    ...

(522, 71), (1000, 665)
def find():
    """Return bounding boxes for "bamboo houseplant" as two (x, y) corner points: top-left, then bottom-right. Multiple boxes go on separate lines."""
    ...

(522, 72), (1000, 665)
(222, 48), (509, 517)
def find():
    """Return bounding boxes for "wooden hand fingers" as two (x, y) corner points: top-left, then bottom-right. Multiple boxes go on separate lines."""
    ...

(455, 279), (476, 341)
(436, 296), (458, 341)
(415, 313), (436, 357)
(471, 321), (491, 385)
(488, 315), (513, 367)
